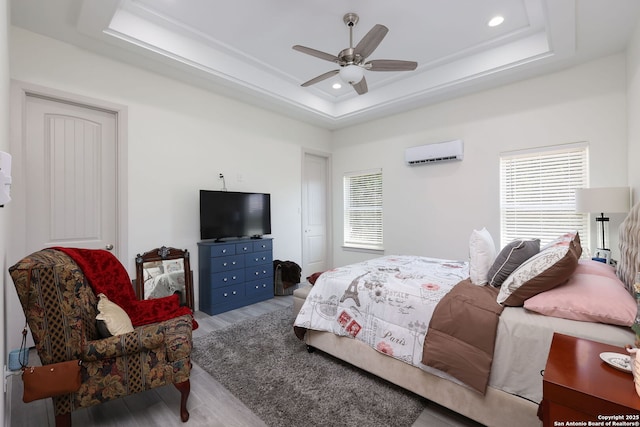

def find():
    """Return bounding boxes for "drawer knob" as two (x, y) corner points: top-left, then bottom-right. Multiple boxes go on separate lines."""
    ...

(223, 293), (228, 297)
(262, 284), (267, 288)
(223, 278), (228, 282)
(254, 258), (259, 262)
(223, 262), (228, 267)
(232, 276), (237, 280)
(255, 285), (259, 289)
(243, 247), (248, 251)
(222, 249), (227, 253)
(232, 261), (236, 265)
(232, 291), (237, 295)
(255, 272), (259, 275)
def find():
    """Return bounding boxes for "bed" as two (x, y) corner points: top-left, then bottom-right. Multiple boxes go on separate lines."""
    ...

(293, 204), (640, 427)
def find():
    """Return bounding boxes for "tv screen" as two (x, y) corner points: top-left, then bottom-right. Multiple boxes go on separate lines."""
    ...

(200, 190), (271, 241)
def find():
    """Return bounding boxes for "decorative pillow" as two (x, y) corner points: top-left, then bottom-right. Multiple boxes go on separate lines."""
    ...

(524, 272), (636, 326)
(540, 231), (580, 251)
(95, 293), (134, 336)
(574, 258), (618, 279)
(487, 239), (540, 287)
(497, 232), (582, 306)
(469, 228), (496, 285)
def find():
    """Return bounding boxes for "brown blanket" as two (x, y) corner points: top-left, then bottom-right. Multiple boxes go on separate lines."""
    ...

(421, 279), (504, 394)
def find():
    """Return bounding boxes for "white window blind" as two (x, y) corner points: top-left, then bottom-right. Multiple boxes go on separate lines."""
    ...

(343, 169), (383, 250)
(500, 143), (589, 248)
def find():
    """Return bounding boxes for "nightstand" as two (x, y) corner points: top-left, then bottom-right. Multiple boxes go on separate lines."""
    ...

(541, 333), (640, 426)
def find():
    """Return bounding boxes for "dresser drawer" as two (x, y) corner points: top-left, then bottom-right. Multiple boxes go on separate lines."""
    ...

(210, 283), (245, 306)
(253, 240), (272, 252)
(210, 254), (245, 272)
(235, 242), (253, 254)
(246, 264), (272, 280)
(245, 251), (272, 267)
(245, 278), (271, 298)
(211, 270), (245, 288)
(204, 243), (236, 257)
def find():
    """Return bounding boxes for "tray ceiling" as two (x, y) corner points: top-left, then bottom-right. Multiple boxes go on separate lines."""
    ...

(11, 0), (640, 129)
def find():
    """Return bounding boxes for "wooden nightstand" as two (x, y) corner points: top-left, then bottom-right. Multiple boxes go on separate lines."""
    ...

(541, 333), (640, 426)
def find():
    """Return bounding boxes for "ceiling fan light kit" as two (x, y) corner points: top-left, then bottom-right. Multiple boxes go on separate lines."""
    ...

(339, 65), (364, 84)
(293, 13), (418, 95)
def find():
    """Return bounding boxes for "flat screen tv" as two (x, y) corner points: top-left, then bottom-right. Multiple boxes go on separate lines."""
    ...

(200, 190), (271, 241)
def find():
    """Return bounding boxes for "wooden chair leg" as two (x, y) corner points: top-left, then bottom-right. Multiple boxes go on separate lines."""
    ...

(174, 379), (190, 422)
(55, 412), (71, 427)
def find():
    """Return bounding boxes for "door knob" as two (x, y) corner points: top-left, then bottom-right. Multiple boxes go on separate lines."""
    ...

(105, 244), (114, 251)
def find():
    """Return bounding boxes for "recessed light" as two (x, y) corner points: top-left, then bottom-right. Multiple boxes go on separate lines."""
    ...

(332, 83), (342, 89)
(488, 15), (504, 27)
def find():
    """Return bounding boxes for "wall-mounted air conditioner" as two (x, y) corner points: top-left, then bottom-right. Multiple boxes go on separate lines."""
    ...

(405, 140), (464, 165)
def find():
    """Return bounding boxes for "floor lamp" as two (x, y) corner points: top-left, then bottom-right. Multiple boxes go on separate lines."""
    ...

(575, 187), (631, 262)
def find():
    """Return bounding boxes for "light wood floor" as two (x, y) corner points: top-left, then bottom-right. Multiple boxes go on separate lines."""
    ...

(9, 295), (483, 427)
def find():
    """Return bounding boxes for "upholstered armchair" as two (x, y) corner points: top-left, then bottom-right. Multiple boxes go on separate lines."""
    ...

(9, 248), (193, 427)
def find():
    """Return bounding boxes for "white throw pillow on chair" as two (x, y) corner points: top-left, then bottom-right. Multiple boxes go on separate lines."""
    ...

(96, 293), (134, 336)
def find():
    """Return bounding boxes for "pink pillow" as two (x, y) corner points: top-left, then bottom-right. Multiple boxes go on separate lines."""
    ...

(523, 272), (636, 326)
(575, 259), (618, 279)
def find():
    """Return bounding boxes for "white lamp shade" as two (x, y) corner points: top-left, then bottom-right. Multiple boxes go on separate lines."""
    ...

(575, 187), (631, 214)
(339, 65), (364, 84)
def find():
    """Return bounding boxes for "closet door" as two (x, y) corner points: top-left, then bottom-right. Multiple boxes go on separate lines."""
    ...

(302, 151), (331, 278)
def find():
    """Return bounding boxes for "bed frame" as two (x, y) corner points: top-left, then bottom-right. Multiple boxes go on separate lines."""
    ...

(293, 285), (540, 427)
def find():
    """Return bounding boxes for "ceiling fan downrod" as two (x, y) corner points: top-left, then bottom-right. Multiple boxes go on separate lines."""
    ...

(343, 13), (359, 49)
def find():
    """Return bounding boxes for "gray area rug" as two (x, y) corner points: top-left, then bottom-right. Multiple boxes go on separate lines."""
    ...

(192, 306), (427, 427)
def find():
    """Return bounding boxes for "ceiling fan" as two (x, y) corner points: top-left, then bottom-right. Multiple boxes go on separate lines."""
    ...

(292, 13), (418, 95)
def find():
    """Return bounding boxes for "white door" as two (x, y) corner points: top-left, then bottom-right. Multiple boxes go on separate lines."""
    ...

(302, 151), (330, 278)
(24, 94), (118, 254)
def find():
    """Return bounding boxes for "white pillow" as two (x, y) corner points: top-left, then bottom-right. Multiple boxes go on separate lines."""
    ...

(469, 228), (496, 285)
(95, 293), (134, 336)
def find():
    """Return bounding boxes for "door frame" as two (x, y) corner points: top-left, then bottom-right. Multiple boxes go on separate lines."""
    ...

(301, 148), (333, 278)
(9, 80), (129, 264)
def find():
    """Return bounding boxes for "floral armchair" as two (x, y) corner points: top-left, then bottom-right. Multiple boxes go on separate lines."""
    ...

(9, 248), (193, 427)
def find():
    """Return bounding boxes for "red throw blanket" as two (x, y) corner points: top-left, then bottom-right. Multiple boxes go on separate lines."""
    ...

(421, 279), (503, 394)
(54, 247), (197, 329)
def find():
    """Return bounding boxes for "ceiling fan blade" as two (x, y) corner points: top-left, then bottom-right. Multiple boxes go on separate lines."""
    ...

(301, 69), (340, 87)
(367, 59), (418, 72)
(351, 76), (368, 95)
(292, 45), (340, 63)
(354, 24), (388, 59)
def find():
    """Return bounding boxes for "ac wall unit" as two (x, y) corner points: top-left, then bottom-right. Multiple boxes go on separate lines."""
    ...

(405, 140), (464, 165)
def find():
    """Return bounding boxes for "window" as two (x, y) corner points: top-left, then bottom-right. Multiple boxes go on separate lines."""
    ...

(343, 169), (383, 250)
(500, 143), (589, 248)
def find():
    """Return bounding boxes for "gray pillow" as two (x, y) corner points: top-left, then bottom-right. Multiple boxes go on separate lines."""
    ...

(488, 239), (540, 287)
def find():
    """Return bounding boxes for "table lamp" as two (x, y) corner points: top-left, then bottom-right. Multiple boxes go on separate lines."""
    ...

(575, 187), (631, 260)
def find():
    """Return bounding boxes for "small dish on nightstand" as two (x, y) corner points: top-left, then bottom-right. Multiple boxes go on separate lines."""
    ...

(600, 352), (632, 373)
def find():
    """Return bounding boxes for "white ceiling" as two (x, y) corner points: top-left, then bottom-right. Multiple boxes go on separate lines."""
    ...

(10, 0), (640, 129)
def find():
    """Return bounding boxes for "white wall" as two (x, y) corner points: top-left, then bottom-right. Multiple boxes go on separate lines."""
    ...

(0, 0), (8, 424)
(6, 27), (635, 314)
(331, 54), (629, 267)
(8, 27), (331, 311)
(627, 18), (640, 203)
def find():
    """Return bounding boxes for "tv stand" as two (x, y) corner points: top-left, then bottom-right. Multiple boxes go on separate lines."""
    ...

(198, 238), (273, 315)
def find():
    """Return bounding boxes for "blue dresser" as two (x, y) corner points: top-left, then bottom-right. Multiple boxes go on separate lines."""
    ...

(198, 238), (273, 315)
